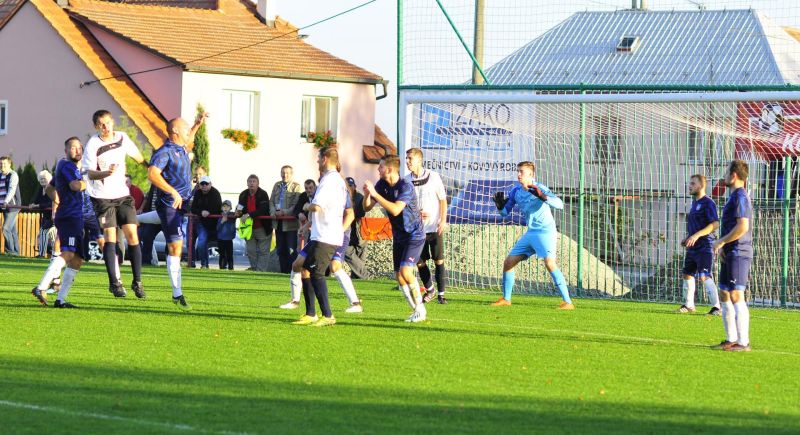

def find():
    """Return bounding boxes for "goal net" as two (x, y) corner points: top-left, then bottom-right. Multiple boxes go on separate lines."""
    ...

(400, 91), (800, 307)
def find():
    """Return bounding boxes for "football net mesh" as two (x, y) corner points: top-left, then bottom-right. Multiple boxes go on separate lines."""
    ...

(404, 97), (800, 307)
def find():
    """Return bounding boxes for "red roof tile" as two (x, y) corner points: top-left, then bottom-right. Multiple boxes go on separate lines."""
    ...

(363, 124), (396, 163)
(0, 0), (26, 28)
(68, 0), (384, 84)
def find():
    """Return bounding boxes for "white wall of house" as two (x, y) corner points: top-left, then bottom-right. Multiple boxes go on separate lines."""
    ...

(181, 71), (376, 200)
(85, 23), (183, 121)
(0, 2), (125, 169)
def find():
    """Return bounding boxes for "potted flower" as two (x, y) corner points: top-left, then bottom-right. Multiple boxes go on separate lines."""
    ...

(221, 128), (258, 151)
(307, 130), (337, 149)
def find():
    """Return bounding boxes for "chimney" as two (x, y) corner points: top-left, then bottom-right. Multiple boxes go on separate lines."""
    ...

(257, 0), (277, 28)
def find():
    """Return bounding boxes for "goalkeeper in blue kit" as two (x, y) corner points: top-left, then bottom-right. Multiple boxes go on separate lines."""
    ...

(491, 161), (574, 309)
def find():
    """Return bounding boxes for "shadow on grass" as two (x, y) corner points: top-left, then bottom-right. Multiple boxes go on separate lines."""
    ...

(0, 355), (796, 435)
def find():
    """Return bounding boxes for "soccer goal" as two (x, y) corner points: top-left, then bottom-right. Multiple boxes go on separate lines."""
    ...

(398, 89), (800, 306)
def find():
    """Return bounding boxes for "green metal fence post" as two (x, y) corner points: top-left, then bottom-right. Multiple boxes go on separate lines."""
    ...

(781, 156), (792, 307)
(577, 90), (586, 295)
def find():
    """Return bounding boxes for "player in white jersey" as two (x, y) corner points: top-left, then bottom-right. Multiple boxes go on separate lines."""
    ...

(405, 148), (449, 304)
(82, 109), (148, 299)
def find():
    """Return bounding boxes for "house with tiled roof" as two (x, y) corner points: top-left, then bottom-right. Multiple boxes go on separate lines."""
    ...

(0, 0), (388, 196)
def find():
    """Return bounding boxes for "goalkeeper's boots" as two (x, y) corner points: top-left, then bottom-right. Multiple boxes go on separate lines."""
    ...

(676, 305), (695, 313)
(422, 287), (437, 304)
(490, 297), (511, 306)
(31, 287), (48, 306)
(311, 316), (337, 327)
(293, 314), (319, 325)
(557, 301), (575, 310)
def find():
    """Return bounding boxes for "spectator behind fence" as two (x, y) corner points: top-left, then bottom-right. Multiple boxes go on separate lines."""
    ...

(237, 174), (272, 271)
(217, 200), (236, 270)
(126, 174), (145, 213)
(270, 165), (302, 273)
(31, 170), (55, 258)
(191, 175), (222, 268)
(0, 155), (22, 255)
(345, 177), (370, 279)
(292, 179), (316, 250)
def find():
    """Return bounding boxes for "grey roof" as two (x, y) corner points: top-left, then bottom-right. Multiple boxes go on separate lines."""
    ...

(485, 9), (800, 87)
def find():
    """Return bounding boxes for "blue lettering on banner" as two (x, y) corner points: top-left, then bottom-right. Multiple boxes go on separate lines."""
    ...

(420, 103), (513, 151)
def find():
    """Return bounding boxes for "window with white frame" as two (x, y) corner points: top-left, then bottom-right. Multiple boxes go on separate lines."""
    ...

(687, 118), (733, 165)
(591, 116), (623, 162)
(0, 101), (7, 135)
(301, 96), (338, 139)
(223, 90), (258, 134)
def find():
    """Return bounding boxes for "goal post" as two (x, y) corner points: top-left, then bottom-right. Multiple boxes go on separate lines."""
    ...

(398, 89), (800, 307)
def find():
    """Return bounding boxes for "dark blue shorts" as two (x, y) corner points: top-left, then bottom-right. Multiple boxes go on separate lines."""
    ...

(55, 217), (84, 258)
(718, 254), (752, 291)
(157, 206), (185, 244)
(332, 231), (350, 263)
(84, 214), (103, 241)
(393, 237), (425, 272)
(682, 249), (713, 277)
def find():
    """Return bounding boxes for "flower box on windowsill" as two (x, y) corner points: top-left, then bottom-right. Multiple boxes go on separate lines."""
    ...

(221, 128), (258, 151)
(307, 131), (337, 149)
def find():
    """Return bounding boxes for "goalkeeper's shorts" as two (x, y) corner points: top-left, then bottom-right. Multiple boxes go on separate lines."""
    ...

(508, 231), (556, 260)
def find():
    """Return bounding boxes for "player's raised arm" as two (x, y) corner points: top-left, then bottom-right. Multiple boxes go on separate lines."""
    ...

(364, 180), (406, 216)
(530, 184), (564, 210)
(495, 186), (518, 216)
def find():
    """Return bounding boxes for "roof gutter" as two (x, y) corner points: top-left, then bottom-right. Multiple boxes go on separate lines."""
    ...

(185, 65), (383, 85)
(376, 80), (388, 100)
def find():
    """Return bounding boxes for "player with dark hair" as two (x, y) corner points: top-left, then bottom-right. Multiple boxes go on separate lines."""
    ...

(492, 161), (573, 309)
(712, 160), (753, 352)
(364, 154), (427, 322)
(678, 174), (721, 315)
(32, 137), (113, 308)
(83, 109), (148, 298)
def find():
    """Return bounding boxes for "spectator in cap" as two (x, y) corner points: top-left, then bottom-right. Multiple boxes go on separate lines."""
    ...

(191, 175), (222, 268)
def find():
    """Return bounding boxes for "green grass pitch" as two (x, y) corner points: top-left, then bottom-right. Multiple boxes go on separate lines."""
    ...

(1, 255), (799, 434)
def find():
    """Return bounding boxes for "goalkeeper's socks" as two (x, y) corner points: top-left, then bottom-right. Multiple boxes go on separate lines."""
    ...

(550, 269), (572, 304)
(502, 271), (515, 300)
(435, 263), (447, 294)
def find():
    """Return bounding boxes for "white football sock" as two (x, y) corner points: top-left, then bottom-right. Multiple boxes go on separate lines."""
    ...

(703, 279), (720, 309)
(334, 269), (359, 304)
(38, 256), (66, 290)
(400, 285), (415, 309)
(683, 277), (696, 309)
(733, 300), (750, 346)
(289, 271), (302, 302)
(57, 267), (78, 302)
(722, 300), (738, 343)
(167, 255), (182, 297)
(409, 280), (423, 306)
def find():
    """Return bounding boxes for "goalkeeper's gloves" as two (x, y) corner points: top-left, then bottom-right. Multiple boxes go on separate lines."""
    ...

(527, 184), (548, 202)
(493, 191), (508, 210)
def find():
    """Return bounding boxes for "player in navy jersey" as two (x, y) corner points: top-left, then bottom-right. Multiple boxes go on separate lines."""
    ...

(148, 114), (208, 311)
(363, 155), (428, 322)
(677, 174), (721, 315)
(712, 160), (754, 352)
(31, 138), (113, 308)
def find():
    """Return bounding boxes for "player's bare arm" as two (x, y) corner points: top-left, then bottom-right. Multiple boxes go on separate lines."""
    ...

(684, 221), (720, 247)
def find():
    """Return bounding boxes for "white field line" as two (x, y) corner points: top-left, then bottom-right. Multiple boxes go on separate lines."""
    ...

(0, 400), (247, 435)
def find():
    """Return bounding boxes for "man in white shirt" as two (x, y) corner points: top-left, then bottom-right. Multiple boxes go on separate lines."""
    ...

(405, 148), (449, 304)
(83, 109), (149, 299)
(292, 147), (347, 327)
